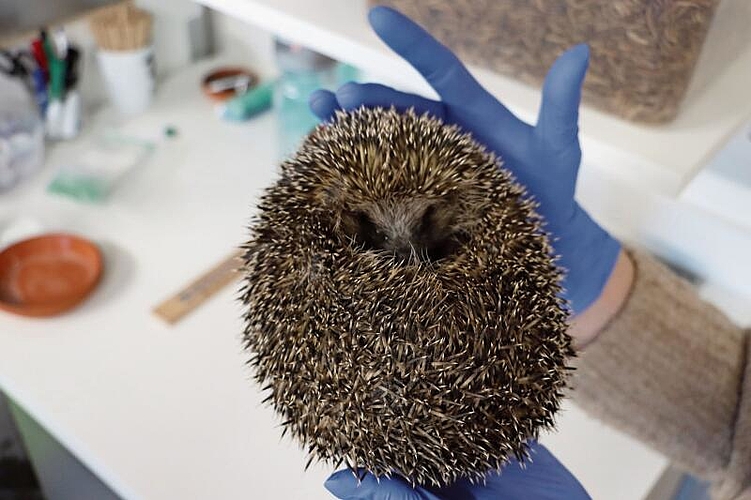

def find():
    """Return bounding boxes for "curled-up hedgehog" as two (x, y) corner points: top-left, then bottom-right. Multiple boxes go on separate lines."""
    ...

(240, 106), (572, 487)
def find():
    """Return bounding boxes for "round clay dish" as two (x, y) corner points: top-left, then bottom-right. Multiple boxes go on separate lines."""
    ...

(0, 234), (103, 317)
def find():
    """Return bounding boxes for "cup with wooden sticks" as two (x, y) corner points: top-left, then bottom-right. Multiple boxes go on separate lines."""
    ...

(89, 2), (155, 115)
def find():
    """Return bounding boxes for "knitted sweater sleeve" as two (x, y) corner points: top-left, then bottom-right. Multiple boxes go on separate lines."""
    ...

(570, 250), (751, 499)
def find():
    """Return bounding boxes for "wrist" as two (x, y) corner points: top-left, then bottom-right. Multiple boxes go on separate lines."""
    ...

(555, 205), (621, 314)
(569, 249), (635, 347)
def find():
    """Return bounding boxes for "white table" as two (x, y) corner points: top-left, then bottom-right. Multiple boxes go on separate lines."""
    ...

(0, 55), (679, 500)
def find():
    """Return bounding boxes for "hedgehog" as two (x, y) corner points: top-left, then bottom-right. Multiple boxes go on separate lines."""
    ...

(240, 106), (572, 487)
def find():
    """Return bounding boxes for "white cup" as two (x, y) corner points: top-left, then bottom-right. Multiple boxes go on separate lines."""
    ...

(97, 46), (155, 115)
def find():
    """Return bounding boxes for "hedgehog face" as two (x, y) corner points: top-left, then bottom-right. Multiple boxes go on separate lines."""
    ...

(340, 198), (466, 263)
(242, 107), (571, 487)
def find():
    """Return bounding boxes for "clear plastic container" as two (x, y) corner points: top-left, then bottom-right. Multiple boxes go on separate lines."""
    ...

(0, 75), (45, 192)
(47, 131), (154, 203)
(274, 39), (360, 158)
(371, 0), (721, 124)
(274, 39), (339, 158)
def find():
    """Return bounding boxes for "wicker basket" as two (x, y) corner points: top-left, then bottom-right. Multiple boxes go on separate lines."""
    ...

(370, 0), (720, 124)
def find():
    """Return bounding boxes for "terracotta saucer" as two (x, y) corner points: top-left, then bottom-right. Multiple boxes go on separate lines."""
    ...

(201, 67), (258, 102)
(0, 234), (103, 317)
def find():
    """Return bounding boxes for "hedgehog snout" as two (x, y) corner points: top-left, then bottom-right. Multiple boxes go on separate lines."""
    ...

(341, 204), (463, 264)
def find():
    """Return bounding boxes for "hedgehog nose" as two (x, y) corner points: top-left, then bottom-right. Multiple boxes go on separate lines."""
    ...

(394, 246), (414, 264)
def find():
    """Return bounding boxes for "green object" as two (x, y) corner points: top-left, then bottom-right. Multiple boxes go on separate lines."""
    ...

(273, 38), (361, 159)
(275, 70), (330, 158)
(47, 132), (154, 202)
(164, 125), (178, 137)
(222, 81), (274, 122)
(43, 38), (66, 100)
(46, 174), (109, 202)
(336, 63), (360, 84)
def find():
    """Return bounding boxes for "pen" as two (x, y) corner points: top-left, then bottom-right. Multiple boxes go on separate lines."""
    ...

(43, 34), (66, 101)
(30, 38), (48, 81)
(64, 46), (80, 92)
(19, 51), (48, 115)
(52, 28), (68, 60)
(61, 45), (81, 139)
(31, 66), (48, 114)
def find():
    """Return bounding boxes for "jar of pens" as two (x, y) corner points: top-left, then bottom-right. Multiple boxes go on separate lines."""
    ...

(1, 27), (83, 143)
(0, 28), (79, 191)
(44, 4), (155, 203)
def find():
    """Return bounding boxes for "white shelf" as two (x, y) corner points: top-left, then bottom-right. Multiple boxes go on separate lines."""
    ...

(681, 118), (751, 232)
(197, 0), (751, 197)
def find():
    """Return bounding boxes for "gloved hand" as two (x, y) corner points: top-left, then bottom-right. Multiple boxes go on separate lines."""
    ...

(309, 6), (620, 314)
(324, 441), (590, 500)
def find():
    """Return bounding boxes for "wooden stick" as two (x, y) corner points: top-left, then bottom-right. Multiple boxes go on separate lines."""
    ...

(89, 1), (151, 51)
(153, 249), (245, 325)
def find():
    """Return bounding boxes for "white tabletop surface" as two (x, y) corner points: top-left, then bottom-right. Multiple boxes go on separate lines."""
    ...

(0, 57), (668, 500)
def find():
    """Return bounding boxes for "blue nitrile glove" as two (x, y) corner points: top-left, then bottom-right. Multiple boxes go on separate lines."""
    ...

(309, 6), (620, 314)
(324, 442), (590, 500)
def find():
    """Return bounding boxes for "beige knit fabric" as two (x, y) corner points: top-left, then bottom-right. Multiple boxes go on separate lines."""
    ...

(570, 250), (750, 499)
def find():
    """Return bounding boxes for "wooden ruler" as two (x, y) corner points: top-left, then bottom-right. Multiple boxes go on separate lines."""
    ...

(153, 249), (244, 325)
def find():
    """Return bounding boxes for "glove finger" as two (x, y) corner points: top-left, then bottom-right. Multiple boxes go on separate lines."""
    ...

(368, 6), (532, 166)
(478, 443), (591, 500)
(367, 6), (480, 105)
(335, 82), (446, 119)
(309, 89), (342, 121)
(325, 469), (443, 500)
(536, 44), (589, 153)
(367, 8), (513, 115)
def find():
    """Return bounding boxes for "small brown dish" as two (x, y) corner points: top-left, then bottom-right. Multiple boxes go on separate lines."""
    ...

(0, 234), (103, 317)
(201, 67), (258, 103)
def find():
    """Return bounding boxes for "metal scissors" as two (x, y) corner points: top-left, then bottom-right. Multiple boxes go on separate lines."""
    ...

(0, 49), (37, 93)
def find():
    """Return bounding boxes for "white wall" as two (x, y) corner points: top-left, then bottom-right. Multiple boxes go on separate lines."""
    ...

(209, 9), (276, 78)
